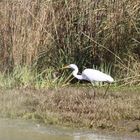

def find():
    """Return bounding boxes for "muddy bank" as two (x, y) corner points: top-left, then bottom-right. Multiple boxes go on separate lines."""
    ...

(0, 87), (140, 137)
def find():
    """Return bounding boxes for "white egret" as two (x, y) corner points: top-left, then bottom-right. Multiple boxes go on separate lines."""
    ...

(62, 64), (114, 97)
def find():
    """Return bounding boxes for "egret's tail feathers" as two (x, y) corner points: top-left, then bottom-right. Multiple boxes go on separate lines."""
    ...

(107, 76), (114, 83)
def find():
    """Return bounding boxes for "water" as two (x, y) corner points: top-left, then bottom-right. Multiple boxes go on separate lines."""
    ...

(0, 118), (138, 140)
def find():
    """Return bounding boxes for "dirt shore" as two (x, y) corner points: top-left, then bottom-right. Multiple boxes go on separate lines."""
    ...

(0, 86), (140, 137)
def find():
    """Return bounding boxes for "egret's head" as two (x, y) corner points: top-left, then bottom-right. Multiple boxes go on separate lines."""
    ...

(62, 64), (78, 70)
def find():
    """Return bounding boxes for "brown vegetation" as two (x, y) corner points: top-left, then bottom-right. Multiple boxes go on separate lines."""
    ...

(0, 0), (140, 85)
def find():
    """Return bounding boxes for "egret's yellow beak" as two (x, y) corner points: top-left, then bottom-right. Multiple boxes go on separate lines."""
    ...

(61, 65), (70, 69)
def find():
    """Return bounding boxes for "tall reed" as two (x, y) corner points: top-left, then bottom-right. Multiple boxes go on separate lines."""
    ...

(0, 0), (139, 85)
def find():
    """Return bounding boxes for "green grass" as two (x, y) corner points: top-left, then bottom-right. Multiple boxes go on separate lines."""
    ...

(0, 66), (72, 89)
(0, 61), (138, 90)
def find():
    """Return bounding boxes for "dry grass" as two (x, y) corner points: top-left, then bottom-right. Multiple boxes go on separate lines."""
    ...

(116, 55), (140, 86)
(0, 87), (140, 133)
(0, 0), (140, 84)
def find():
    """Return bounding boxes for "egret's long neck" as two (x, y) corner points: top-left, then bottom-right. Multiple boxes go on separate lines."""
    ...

(72, 68), (83, 80)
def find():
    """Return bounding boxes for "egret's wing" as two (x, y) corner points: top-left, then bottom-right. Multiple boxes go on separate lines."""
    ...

(82, 69), (114, 82)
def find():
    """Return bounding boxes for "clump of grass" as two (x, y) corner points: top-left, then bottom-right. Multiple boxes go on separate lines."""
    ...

(0, 65), (70, 89)
(115, 55), (140, 86)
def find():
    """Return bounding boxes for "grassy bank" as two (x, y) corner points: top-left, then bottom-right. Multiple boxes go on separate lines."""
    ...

(0, 87), (140, 135)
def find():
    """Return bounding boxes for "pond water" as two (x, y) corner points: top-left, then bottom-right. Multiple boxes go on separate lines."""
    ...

(0, 118), (139, 140)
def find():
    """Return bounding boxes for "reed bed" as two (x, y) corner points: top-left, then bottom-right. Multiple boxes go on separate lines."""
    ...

(0, 0), (140, 87)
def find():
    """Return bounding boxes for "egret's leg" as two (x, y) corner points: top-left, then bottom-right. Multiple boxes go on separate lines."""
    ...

(84, 83), (92, 97)
(91, 82), (96, 98)
(103, 83), (110, 97)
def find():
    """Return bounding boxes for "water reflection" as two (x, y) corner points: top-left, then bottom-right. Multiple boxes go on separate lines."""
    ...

(0, 119), (138, 140)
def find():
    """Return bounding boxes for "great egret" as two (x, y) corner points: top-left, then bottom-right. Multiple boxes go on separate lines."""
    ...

(62, 64), (114, 97)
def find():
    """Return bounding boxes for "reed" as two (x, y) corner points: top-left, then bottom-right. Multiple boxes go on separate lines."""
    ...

(0, 0), (139, 86)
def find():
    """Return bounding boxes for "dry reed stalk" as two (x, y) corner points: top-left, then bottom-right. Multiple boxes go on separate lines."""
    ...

(0, 0), (139, 84)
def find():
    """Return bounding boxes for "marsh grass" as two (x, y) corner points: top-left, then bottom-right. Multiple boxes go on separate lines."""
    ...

(0, 65), (71, 89)
(114, 55), (140, 86)
(0, 87), (140, 133)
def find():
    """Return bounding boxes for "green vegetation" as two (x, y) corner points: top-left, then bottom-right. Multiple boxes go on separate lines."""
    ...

(0, 65), (71, 89)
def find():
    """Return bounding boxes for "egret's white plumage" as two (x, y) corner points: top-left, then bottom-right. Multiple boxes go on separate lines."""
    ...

(67, 64), (114, 83)
(63, 64), (114, 97)
(82, 69), (114, 82)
